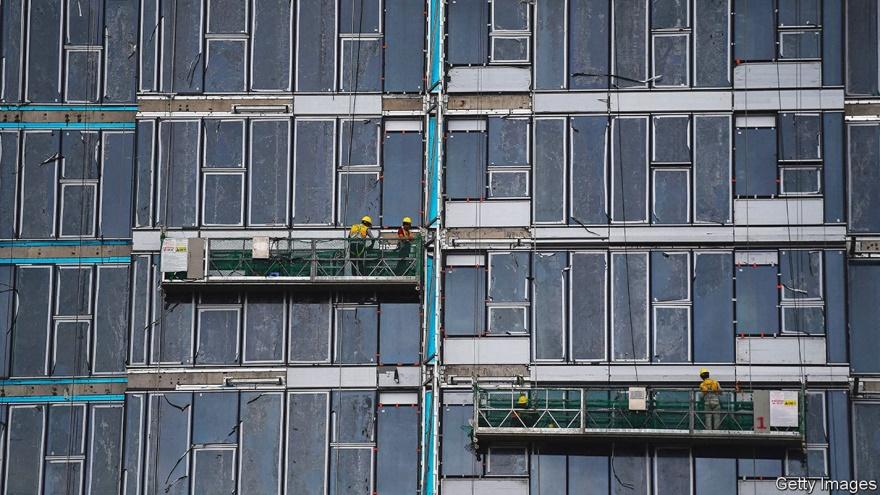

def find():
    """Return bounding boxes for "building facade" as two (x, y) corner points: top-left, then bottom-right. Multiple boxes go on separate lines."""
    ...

(0, 0), (877, 493)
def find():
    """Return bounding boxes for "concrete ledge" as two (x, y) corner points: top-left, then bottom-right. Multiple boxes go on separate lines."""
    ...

(441, 479), (529, 495)
(287, 366), (377, 388)
(733, 89), (844, 110)
(530, 364), (850, 385)
(444, 338), (531, 365)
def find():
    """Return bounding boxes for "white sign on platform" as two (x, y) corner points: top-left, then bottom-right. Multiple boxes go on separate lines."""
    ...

(160, 238), (188, 273)
(769, 390), (799, 427)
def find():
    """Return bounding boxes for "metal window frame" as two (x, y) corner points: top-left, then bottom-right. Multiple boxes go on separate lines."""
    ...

(19, 131), (59, 237)
(55, 265), (94, 317)
(292, 118), (337, 226)
(46, 402), (88, 457)
(203, 119), (247, 169)
(485, 445), (528, 476)
(206, 0), (249, 34)
(651, 32), (691, 88)
(64, 47), (103, 103)
(651, 114), (692, 165)
(569, 251), (608, 363)
(149, 292), (196, 366)
(241, 292), (287, 365)
(51, 320), (92, 376)
(610, 115), (650, 224)
(285, 391), (330, 495)
(59, 182), (99, 237)
(333, 304), (379, 364)
(201, 171), (246, 227)
(651, 168), (692, 224)
(489, 35), (531, 64)
(653, 447), (694, 495)
(652, 305), (693, 363)
(610, 251), (650, 362)
(289, 300), (333, 364)
(92, 265), (128, 375)
(778, 29), (822, 60)
(339, 118), (382, 168)
(487, 169), (530, 199)
(86, 403), (124, 493)
(195, 306), (242, 365)
(779, 166), (822, 196)
(191, 446), (239, 492)
(487, 305), (529, 335)
(338, 37), (383, 93)
(532, 116), (568, 224)
(779, 249), (824, 301)
(204, 38), (249, 93)
(246, 118), (291, 226)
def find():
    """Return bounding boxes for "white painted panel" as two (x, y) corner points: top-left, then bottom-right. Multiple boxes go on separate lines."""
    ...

(733, 62), (823, 89)
(736, 337), (827, 365)
(736, 115), (777, 127)
(613, 91), (732, 112)
(447, 120), (487, 131)
(442, 391), (474, 405)
(529, 364), (850, 384)
(443, 338), (531, 365)
(734, 199), (824, 225)
(379, 392), (419, 405)
(442, 479), (529, 495)
(377, 366), (421, 387)
(533, 93), (609, 113)
(738, 480), (828, 495)
(446, 254), (486, 266)
(445, 201), (531, 227)
(447, 67), (532, 93)
(132, 230), (162, 251)
(293, 95), (382, 114)
(523, 225), (846, 245)
(733, 89), (844, 111)
(384, 120), (423, 131)
(735, 251), (778, 265)
(287, 366), (378, 387)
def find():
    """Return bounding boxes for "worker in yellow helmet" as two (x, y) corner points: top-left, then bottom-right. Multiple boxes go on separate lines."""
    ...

(395, 216), (415, 275)
(699, 368), (722, 430)
(348, 215), (374, 275)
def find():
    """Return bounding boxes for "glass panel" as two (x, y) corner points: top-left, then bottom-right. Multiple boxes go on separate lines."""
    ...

(613, 0), (648, 87)
(208, 0), (247, 33)
(779, 113), (821, 161)
(781, 167), (820, 194)
(694, 455), (736, 495)
(444, 267), (486, 336)
(250, 120), (289, 225)
(384, 0), (425, 92)
(297, 0), (336, 91)
(252, 0), (292, 90)
(448, 0), (489, 64)
(288, 393), (328, 495)
(571, 253), (606, 360)
(382, 132), (423, 226)
(340, 39), (383, 92)
(734, 127), (777, 196)
(94, 267), (129, 373)
(571, 116), (608, 224)
(203, 174), (243, 225)
(205, 40), (246, 92)
(653, 116), (690, 163)
(290, 301), (331, 362)
(66, 50), (101, 102)
(193, 449), (237, 493)
(488, 447), (527, 475)
(158, 121), (199, 227)
(167, 0), (203, 93)
(736, 265), (779, 335)
(441, 405), (480, 476)
(488, 117), (529, 166)
(336, 306), (378, 364)
(535, 118), (566, 222)
(204, 120), (244, 168)
(489, 252), (529, 302)
(656, 449), (691, 495)
(694, 116), (730, 222)
(57, 267), (92, 316)
(245, 295), (285, 362)
(850, 263), (880, 373)
(489, 171), (529, 197)
(780, 30), (821, 59)
(654, 307), (690, 362)
(26, 1), (62, 102)
(492, 36), (529, 62)
(377, 406), (419, 493)
(100, 132), (135, 237)
(152, 293), (193, 364)
(854, 403), (880, 481)
(778, 0), (820, 26)
(849, 124), (880, 232)
(653, 34), (688, 87)
(652, 252), (689, 302)
(535, 0), (566, 89)
(612, 253), (649, 360)
(693, 253), (733, 362)
(20, 131), (59, 238)
(196, 309), (239, 364)
(694, 0), (730, 87)
(62, 131), (100, 179)
(530, 452), (566, 493)
(329, 448), (372, 495)
(379, 303), (420, 365)
(239, 392), (283, 494)
(61, 184), (96, 236)
(488, 306), (527, 334)
(493, 0), (529, 30)
(612, 117), (648, 222)
(652, 0), (688, 28)
(332, 391), (375, 443)
(44, 461), (82, 495)
(193, 392), (239, 444)
(612, 446), (648, 495)
(780, 250), (822, 299)
(734, 0), (775, 60)
(534, 252), (566, 359)
(340, 0), (381, 33)
(446, 130), (487, 199)
(825, 251), (846, 362)
(53, 322), (90, 375)
(570, 0), (609, 89)
(146, 393), (192, 495)
(823, 113), (845, 222)
(12, 267), (51, 376)
(845, 0), (878, 96)
(293, 120), (334, 225)
(653, 170), (689, 224)
(47, 404), (85, 455)
(87, 405), (124, 494)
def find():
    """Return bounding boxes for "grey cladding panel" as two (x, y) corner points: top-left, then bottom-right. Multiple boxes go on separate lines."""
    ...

(141, 0), (159, 91)
(240, 392), (283, 494)
(205, 120), (244, 169)
(196, 309), (239, 364)
(169, 0), (204, 93)
(695, 456), (737, 495)
(612, 447), (649, 495)
(123, 395), (144, 495)
(534, 119), (566, 223)
(854, 404), (880, 481)
(778, 113), (821, 161)
(823, 113), (844, 223)
(47, 404), (84, 455)
(130, 256), (150, 365)
(694, 116), (730, 223)
(66, 0), (103, 45)
(612, 253), (648, 360)
(26, 1), (61, 102)
(530, 453), (566, 493)
(489, 117), (529, 167)
(87, 405), (124, 494)
(651, 252), (688, 302)
(135, 121), (154, 227)
(245, 295), (285, 362)
(823, 0), (843, 86)
(329, 448), (371, 495)
(294, 120), (334, 225)
(62, 131), (100, 180)
(570, 117), (608, 224)
(12, 267), (51, 377)
(66, 51), (101, 103)
(653, 116), (690, 163)
(252, 0), (292, 90)
(94, 266), (130, 373)
(734, 0), (774, 61)
(290, 301), (331, 362)
(845, 0), (878, 95)
(535, 0), (566, 89)
(447, 0), (488, 64)
(695, 0), (730, 87)
(0, 267), (11, 375)
(193, 392), (239, 444)
(203, 174), (243, 225)
(445, 131), (486, 200)
(340, 0), (381, 33)
(735, 265), (778, 335)
(734, 127), (776, 197)
(444, 267), (485, 336)
(441, 405), (481, 476)
(336, 306), (378, 364)
(206, 40), (246, 92)
(653, 34), (688, 87)
(250, 120), (290, 226)
(652, 170), (688, 224)
(612, 0), (647, 88)
(297, 0), (337, 91)
(20, 131), (59, 238)
(824, 251), (846, 363)
(7, 406), (45, 494)
(332, 390), (375, 443)
(146, 393), (192, 495)
(193, 449), (237, 494)
(341, 39), (383, 92)
(338, 172), (380, 227)
(0, 132), (18, 238)
(208, 0), (247, 33)
(101, 132), (135, 238)
(1, 0), (23, 101)
(60, 184), (96, 236)
(158, 121), (199, 228)
(654, 307), (689, 362)
(571, 253), (606, 360)
(611, 117), (647, 222)
(570, 0), (609, 89)
(489, 252), (529, 302)
(848, 124), (880, 233)
(385, 0), (426, 92)
(693, 252), (733, 362)
(379, 303), (420, 365)
(383, 132), (422, 227)
(287, 393), (327, 495)
(53, 321), (89, 375)
(45, 462), (83, 495)
(533, 252), (566, 360)
(152, 293), (193, 364)
(849, 263), (880, 373)
(656, 450), (691, 494)
(105, 0), (139, 102)
(377, 406), (419, 494)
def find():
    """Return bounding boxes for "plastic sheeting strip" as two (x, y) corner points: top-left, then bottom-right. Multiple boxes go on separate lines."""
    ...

(427, 115), (440, 226)
(0, 122), (135, 129)
(0, 105), (138, 111)
(0, 239), (131, 247)
(0, 377), (127, 386)
(0, 256), (131, 265)
(422, 390), (436, 495)
(425, 256), (437, 363)
(0, 394), (125, 403)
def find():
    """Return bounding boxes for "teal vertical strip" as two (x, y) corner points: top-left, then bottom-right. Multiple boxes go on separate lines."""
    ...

(428, 0), (442, 90)
(427, 116), (440, 226)
(425, 256), (437, 362)
(422, 390), (436, 495)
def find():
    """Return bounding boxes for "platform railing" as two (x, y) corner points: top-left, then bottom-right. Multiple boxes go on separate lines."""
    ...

(162, 235), (422, 284)
(474, 387), (804, 442)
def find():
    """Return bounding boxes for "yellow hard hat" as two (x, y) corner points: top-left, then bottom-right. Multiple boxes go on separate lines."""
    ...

(517, 393), (528, 405)
(699, 368), (710, 376)
(361, 215), (373, 224)
(402, 216), (412, 224)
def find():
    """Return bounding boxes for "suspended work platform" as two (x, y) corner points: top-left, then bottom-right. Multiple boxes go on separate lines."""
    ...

(474, 387), (804, 445)
(161, 236), (422, 287)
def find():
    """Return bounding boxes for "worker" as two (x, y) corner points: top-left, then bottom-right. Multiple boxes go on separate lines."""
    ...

(348, 215), (374, 275)
(395, 216), (415, 275)
(699, 368), (722, 430)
